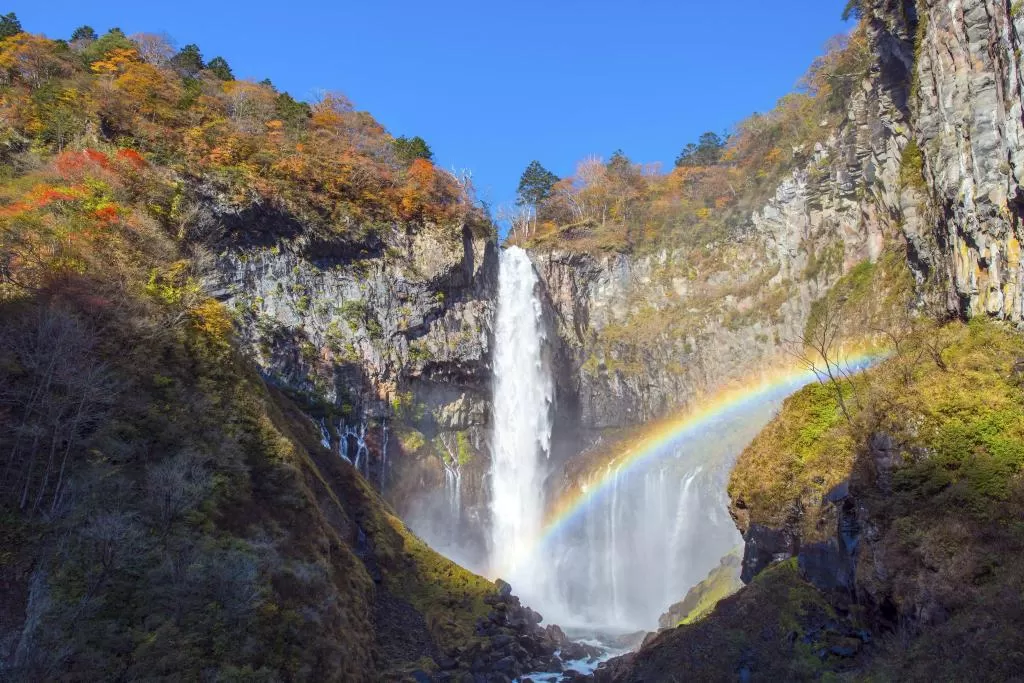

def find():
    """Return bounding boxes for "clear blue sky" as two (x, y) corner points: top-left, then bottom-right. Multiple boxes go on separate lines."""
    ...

(9, 1), (851, 214)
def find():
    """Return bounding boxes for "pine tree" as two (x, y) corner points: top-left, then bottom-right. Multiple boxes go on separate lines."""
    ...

(516, 161), (559, 208)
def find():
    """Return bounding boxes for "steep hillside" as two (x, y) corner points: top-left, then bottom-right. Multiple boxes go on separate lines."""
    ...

(594, 0), (1024, 679)
(519, 15), (925, 478)
(0, 13), (504, 571)
(0, 19), (569, 681)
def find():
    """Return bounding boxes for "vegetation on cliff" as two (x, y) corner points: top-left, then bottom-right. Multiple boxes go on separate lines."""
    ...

(0, 18), (490, 243)
(598, 560), (867, 682)
(0, 14), (504, 680)
(509, 27), (871, 254)
(726, 318), (1024, 679)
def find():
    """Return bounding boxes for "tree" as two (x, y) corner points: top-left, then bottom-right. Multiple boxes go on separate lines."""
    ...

(675, 131), (726, 167)
(841, 0), (862, 21)
(171, 43), (203, 77)
(0, 34), (72, 89)
(516, 160), (558, 208)
(0, 12), (21, 41)
(131, 33), (175, 66)
(392, 135), (433, 164)
(206, 56), (233, 81)
(274, 92), (311, 131)
(70, 25), (97, 42)
(82, 28), (134, 65)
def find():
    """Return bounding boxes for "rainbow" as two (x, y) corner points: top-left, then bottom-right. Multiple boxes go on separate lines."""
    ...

(529, 348), (888, 560)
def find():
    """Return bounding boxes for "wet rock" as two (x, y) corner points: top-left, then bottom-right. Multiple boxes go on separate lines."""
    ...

(741, 524), (797, 583)
(494, 579), (513, 599)
(544, 624), (568, 646)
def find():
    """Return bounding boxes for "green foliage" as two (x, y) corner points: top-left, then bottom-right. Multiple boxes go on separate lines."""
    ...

(899, 138), (927, 191)
(622, 560), (854, 680)
(0, 11), (21, 41)
(674, 131), (727, 167)
(274, 91), (311, 130)
(81, 27), (133, 64)
(206, 56), (234, 81)
(730, 381), (854, 537)
(171, 43), (204, 77)
(663, 550), (743, 627)
(516, 160), (558, 207)
(841, 0), (863, 21)
(70, 25), (97, 43)
(455, 431), (472, 466)
(392, 135), (433, 164)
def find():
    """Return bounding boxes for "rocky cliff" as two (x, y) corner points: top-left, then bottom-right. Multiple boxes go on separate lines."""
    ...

(201, 209), (500, 564)
(597, 1), (1024, 679)
(530, 19), (915, 467)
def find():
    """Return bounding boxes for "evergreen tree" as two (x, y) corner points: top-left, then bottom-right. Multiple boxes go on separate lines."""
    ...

(171, 44), (204, 77)
(206, 56), (234, 81)
(0, 12), (21, 41)
(392, 135), (433, 164)
(274, 92), (312, 131)
(516, 161), (559, 207)
(70, 25), (97, 42)
(674, 131), (727, 167)
(607, 149), (633, 178)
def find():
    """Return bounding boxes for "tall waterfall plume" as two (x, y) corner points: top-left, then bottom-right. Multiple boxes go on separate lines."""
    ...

(490, 246), (553, 588)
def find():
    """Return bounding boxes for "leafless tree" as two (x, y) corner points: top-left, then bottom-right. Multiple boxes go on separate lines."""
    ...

(146, 451), (212, 536)
(787, 295), (863, 424)
(0, 307), (119, 515)
(497, 204), (535, 241)
(130, 33), (176, 66)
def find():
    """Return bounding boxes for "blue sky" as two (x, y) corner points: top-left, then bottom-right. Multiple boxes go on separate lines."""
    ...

(10, 1), (851, 213)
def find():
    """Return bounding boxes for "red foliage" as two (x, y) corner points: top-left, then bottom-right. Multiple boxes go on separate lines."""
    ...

(115, 148), (147, 169)
(54, 149), (110, 180)
(85, 149), (110, 168)
(92, 205), (119, 223)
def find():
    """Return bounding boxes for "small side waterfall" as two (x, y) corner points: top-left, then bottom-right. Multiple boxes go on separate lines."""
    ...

(489, 246), (553, 591)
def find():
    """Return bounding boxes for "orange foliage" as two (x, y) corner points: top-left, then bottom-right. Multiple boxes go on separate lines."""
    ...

(115, 148), (147, 169)
(91, 47), (141, 75)
(0, 33), (71, 88)
(0, 23), (483, 236)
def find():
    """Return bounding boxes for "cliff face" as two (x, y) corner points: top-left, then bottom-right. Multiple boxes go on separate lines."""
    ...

(600, 2), (1024, 678)
(202, 214), (499, 562)
(530, 29), (914, 458)
(913, 0), (1024, 320)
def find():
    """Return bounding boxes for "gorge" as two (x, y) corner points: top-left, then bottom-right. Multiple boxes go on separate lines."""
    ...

(1, 0), (1024, 681)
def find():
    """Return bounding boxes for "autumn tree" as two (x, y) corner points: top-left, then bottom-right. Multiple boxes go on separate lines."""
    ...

(224, 80), (277, 133)
(0, 34), (73, 89)
(131, 32), (175, 66)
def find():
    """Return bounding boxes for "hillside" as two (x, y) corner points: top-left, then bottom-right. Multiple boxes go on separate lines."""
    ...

(0, 18), (567, 681)
(3, 1), (1024, 681)
(589, 0), (1024, 679)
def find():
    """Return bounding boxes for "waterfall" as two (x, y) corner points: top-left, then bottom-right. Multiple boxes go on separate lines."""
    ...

(489, 246), (553, 590)
(379, 418), (388, 491)
(443, 456), (462, 520)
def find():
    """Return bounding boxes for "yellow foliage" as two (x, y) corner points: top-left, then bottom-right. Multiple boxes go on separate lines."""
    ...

(191, 298), (234, 343)
(91, 47), (141, 75)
